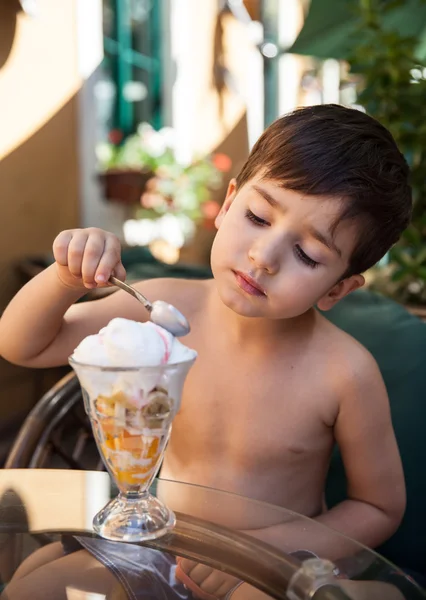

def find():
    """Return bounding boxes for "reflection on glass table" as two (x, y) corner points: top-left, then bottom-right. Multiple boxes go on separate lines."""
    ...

(0, 470), (424, 600)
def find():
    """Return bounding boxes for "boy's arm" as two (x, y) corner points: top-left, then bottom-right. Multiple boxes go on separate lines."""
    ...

(0, 228), (187, 369)
(0, 267), (187, 368)
(244, 353), (406, 561)
(0, 264), (145, 368)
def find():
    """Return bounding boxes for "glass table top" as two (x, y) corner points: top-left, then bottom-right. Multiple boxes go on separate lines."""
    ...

(0, 469), (424, 600)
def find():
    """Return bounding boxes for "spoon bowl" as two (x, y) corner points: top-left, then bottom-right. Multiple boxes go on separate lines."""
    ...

(109, 276), (190, 337)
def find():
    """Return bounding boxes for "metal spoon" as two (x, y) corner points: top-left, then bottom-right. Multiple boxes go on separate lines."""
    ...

(109, 276), (190, 337)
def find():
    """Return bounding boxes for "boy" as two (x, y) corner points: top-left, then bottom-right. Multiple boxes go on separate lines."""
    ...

(0, 104), (411, 600)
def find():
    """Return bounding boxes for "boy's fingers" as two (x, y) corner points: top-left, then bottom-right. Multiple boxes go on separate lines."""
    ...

(175, 564), (218, 600)
(52, 230), (74, 265)
(67, 231), (89, 278)
(194, 572), (226, 596)
(200, 573), (241, 597)
(94, 235), (122, 284)
(177, 558), (196, 573)
(176, 560), (239, 598)
(112, 262), (127, 284)
(81, 234), (106, 286)
(180, 562), (212, 584)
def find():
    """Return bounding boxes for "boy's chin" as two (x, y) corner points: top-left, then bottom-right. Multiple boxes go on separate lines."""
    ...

(216, 288), (262, 316)
(219, 290), (311, 320)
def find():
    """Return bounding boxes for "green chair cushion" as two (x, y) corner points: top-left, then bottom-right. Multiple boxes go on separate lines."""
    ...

(325, 290), (426, 574)
(122, 246), (212, 281)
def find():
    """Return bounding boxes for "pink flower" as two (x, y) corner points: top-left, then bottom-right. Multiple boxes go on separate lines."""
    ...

(202, 200), (221, 220)
(212, 153), (232, 172)
(108, 129), (123, 145)
(146, 177), (160, 192)
(140, 192), (166, 209)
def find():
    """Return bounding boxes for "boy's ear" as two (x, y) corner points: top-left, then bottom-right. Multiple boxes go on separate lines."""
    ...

(317, 274), (365, 311)
(215, 178), (237, 229)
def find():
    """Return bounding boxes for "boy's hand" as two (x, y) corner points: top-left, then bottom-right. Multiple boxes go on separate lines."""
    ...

(175, 557), (241, 600)
(53, 228), (126, 290)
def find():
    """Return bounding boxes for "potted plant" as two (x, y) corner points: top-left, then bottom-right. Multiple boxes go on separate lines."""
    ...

(96, 123), (232, 262)
(346, 0), (426, 313)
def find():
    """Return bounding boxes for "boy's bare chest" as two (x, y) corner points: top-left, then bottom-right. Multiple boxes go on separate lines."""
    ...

(173, 349), (334, 462)
(163, 330), (337, 514)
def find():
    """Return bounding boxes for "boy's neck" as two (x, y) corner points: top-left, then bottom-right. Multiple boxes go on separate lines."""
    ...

(206, 281), (317, 346)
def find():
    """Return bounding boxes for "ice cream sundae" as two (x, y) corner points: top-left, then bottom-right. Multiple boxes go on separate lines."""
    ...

(72, 318), (196, 487)
(69, 318), (196, 540)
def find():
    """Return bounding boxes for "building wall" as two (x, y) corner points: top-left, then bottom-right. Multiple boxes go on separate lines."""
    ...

(0, 0), (258, 447)
(170, 0), (255, 264)
(169, 0), (255, 161)
(0, 0), (81, 432)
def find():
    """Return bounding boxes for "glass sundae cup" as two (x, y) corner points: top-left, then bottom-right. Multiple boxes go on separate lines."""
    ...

(69, 356), (195, 542)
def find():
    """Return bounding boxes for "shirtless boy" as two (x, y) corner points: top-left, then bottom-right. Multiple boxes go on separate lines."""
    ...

(0, 104), (411, 600)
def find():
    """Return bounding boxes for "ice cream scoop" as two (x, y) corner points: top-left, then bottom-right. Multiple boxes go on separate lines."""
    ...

(109, 276), (190, 337)
(71, 317), (196, 407)
(72, 318), (195, 368)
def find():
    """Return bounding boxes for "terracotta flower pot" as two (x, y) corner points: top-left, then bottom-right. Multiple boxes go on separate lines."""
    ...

(99, 169), (153, 205)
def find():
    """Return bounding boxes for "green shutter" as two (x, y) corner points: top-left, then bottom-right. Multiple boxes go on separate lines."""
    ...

(102, 0), (162, 136)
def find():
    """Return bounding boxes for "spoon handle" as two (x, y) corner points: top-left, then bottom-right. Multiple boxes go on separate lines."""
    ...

(109, 276), (153, 313)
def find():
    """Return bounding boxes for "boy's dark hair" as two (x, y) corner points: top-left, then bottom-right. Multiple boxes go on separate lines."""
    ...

(236, 104), (412, 277)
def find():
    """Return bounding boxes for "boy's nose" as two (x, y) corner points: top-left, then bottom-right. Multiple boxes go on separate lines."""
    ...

(248, 240), (280, 274)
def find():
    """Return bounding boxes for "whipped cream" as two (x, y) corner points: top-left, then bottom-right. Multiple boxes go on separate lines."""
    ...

(72, 318), (195, 367)
(71, 318), (196, 409)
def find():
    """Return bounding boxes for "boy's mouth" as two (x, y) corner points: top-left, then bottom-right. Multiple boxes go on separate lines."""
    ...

(233, 271), (267, 297)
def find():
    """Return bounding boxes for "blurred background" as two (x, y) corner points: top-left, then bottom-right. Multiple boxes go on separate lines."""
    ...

(0, 0), (425, 461)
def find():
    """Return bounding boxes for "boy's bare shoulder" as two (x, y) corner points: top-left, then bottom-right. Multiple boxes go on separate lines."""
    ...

(134, 277), (212, 317)
(315, 311), (383, 395)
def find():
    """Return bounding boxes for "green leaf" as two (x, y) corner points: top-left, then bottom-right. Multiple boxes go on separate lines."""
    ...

(391, 267), (409, 281)
(416, 267), (426, 280)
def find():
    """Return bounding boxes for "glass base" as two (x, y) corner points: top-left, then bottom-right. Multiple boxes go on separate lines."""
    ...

(93, 492), (176, 542)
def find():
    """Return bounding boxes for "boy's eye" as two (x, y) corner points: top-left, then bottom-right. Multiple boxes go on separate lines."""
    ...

(295, 245), (319, 269)
(245, 210), (319, 269)
(245, 209), (270, 227)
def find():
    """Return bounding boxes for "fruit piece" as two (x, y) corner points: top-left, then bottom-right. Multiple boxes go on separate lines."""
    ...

(142, 391), (172, 428)
(103, 435), (116, 450)
(95, 397), (116, 417)
(100, 442), (114, 462)
(144, 391), (171, 416)
(97, 417), (116, 434)
(146, 437), (160, 458)
(120, 434), (144, 451)
(116, 471), (149, 486)
(95, 391), (138, 416)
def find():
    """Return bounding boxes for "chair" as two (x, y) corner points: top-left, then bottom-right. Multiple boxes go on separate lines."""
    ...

(4, 371), (102, 471)
(325, 290), (426, 578)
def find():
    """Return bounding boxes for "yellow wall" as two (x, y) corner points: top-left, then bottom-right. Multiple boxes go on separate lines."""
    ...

(187, 1), (249, 158)
(177, 0), (251, 265)
(0, 0), (81, 424)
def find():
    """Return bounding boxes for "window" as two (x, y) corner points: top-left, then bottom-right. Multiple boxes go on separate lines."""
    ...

(99, 0), (162, 138)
